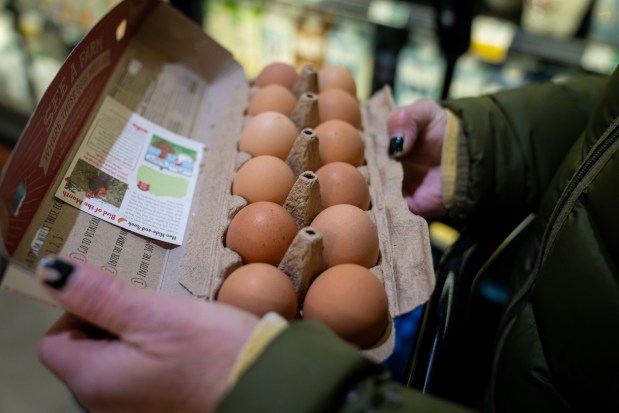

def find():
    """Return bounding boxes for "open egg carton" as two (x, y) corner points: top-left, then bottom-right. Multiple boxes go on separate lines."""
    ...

(177, 64), (435, 361)
(0, 0), (433, 361)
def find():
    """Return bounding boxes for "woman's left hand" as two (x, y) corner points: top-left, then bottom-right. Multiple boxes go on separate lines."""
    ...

(37, 257), (259, 413)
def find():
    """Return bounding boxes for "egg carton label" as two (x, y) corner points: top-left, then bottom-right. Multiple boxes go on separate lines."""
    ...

(54, 96), (204, 246)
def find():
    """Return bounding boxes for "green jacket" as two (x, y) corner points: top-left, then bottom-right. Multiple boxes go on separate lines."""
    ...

(219, 67), (619, 412)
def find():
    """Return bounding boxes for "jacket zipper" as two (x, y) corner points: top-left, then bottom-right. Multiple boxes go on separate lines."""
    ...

(503, 116), (619, 325)
(541, 117), (619, 264)
(489, 116), (619, 404)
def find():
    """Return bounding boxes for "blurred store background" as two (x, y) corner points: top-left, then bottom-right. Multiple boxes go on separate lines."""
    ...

(0, 0), (618, 411)
(2, 0), (618, 149)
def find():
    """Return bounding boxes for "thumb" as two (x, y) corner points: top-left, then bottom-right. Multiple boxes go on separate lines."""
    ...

(37, 256), (155, 337)
(387, 105), (420, 158)
(387, 99), (446, 157)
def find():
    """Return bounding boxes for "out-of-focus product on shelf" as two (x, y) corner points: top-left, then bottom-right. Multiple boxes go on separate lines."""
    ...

(205, 1), (242, 62)
(15, 0), (121, 46)
(497, 58), (531, 89)
(470, 15), (517, 64)
(580, 41), (619, 74)
(16, 8), (64, 102)
(0, 11), (14, 55)
(205, 0), (375, 98)
(295, 12), (329, 70)
(0, 11), (33, 113)
(1, 0), (122, 113)
(393, 30), (445, 106)
(367, 0), (411, 29)
(450, 51), (583, 99)
(589, 0), (619, 46)
(449, 53), (500, 98)
(521, 0), (592, 38)
(17, 8), (43, 38)
(29, 56), (63, 102)
(260, 3), (297, 68)
(205, 0), (265, 78)
(323, 17), (375, 100)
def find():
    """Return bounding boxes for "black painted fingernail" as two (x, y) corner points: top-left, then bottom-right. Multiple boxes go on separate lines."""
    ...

(388, 135), (404, 157)
(39, 258), (74, 289)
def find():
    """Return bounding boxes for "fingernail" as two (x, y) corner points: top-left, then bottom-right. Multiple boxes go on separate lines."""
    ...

(38, 258), (75, 290)
(388, 135), (404, 157)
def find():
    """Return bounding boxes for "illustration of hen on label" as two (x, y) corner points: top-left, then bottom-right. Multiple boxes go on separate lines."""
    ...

(55, 96), (204, 245)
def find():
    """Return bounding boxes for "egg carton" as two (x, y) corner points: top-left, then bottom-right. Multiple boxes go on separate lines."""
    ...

(177, 67), (435, 361)
(0, 1), (434, 362)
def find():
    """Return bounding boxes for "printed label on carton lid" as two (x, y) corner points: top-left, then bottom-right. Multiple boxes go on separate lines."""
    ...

(54, 96), (204, 245)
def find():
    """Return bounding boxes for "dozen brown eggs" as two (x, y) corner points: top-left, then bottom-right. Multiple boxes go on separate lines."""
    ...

(217, 61), (389, 349)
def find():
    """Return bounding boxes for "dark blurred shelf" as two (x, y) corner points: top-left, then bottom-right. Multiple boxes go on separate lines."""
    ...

(0, 104), (28, 146)
(271, 0), (435, 30)
(509, 29), (590, 69)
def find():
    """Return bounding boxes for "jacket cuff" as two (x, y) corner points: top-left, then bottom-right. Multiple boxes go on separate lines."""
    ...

(218, 321), (383, 413)
(440, 109), (464, 209)
(228, 312), (289, 385)
(219, 321), (476, 413)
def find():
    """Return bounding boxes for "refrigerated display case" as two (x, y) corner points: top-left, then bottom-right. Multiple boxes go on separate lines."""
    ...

(2, 0), (618, 145)
(203, 0), (619, 102)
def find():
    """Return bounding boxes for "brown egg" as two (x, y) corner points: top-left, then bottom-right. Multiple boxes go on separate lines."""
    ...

(225, 201), (298, 265)
(303, 264), (390, 348)
(318, 66), (357, 97)
(232, 155), (295, 205)
(254, 62), (298, 90)
(310, 204), (379, 268)
(217, 263), (298, 320)
(247, 84), (297, 117)
(315, 162), (370, 210)
(318, 89), (361, 129)
(239, 111), (299, 160)
(315, 120), (365, 166)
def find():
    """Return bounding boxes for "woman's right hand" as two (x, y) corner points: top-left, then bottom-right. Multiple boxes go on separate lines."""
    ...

(387, 99), (450, 218)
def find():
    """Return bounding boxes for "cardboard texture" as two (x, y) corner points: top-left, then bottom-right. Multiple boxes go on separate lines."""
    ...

(0, 0), (435, 361)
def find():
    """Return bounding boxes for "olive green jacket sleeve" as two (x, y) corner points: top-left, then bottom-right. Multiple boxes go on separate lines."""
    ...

(442, 75), (607, 225)
(218, 321), (473, 413)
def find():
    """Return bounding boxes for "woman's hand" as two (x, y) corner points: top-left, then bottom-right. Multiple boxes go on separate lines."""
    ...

(387, 99), (449, 218)
(37, 257), (259, 413)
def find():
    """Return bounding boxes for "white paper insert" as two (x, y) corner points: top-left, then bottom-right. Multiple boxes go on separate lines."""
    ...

(55, 96), (204, 245)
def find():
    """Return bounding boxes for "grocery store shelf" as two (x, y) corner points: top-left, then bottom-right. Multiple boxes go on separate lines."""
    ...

(2, 0), (617, 146)
(510, 29), (585, 67)
(292, 0), (372, 19)
(270, 0), (435, 30)
(271, 0), (617, 73)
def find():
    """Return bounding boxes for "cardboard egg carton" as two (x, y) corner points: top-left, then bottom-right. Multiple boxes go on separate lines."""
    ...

(0, 0), (434, 361)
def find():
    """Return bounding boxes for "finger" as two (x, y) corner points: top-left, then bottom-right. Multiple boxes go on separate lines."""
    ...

(387, 99), (445, 157)
(38, 313), (135, 398)
(45, 312), (92, 340)
(406, 168), (447, 218)
(36, 256), (163, 338)
(387, 106), (419, 158)
(47, 311), (118, 341)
